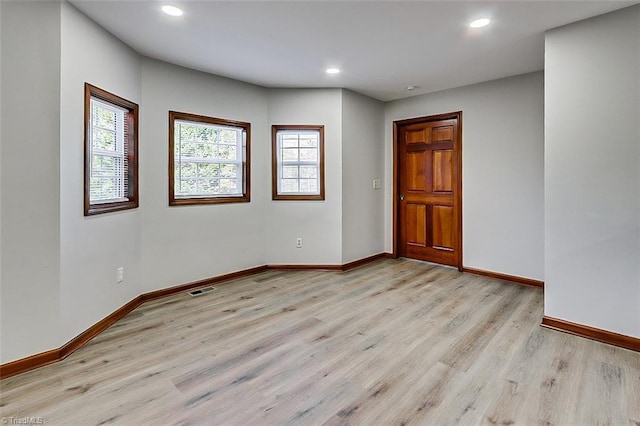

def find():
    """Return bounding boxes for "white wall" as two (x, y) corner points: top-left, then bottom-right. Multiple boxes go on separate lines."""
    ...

(384, 73), (545, 280)
(342, 90), (385, 263)
(545, 5), (640, 337)
(58, 2), (143, 344)
(267, 89), (343, 265)
(140, 59), (268, 292)
(0, 3), (381, 363)
(0, 0), (3, 362)
(1, 1), (62, 363)
(0, 1), (557, 365)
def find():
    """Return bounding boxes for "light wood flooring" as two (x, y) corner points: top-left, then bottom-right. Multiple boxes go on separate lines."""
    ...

(1, 259), (639, 425)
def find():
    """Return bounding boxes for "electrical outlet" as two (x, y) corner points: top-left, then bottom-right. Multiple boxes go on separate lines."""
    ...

(373, 179), (381, 189)
(117, 267), (124, 283)
(296, 237), (303, 248)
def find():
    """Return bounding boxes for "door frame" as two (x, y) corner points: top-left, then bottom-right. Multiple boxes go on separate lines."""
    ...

(392, 111), (463, 271)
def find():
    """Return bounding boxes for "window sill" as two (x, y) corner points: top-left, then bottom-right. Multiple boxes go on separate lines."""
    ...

(272, 194), (325, 201)
(85, 200), (138, 216)
(169, 196), (250, 206)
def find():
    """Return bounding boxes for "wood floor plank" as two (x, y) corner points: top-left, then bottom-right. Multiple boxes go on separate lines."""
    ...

(1, 258), (638, 425)
(431, 354), (508, 425)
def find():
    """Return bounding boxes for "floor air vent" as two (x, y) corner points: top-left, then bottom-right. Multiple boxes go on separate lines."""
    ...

(188, 286), (216, 297)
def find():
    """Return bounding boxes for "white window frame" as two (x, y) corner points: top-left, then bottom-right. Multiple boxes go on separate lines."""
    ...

(272, 125), (325, 201)
(89, 98), (127, 204)
(169, 111), (251, 205)
(84, 83), (138, 216)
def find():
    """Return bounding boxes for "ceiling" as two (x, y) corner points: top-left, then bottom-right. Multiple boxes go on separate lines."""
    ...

(70, 1), (638, 101)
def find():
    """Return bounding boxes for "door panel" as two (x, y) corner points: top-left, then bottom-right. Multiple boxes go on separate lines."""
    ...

(406, 128), (430, 144)
(397, 113), (461, 268)
(432, 150), (453, 192)
(432, 205), (454, 250)
(432, 125), (453, 142)
(406, 203), (427, 247)
(406, 152), (427, 191)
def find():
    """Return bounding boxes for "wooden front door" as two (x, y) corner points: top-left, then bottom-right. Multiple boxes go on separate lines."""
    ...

(395, 112), (462, 269)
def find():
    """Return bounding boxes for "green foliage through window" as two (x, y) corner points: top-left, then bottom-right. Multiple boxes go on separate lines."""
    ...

(169, 111), (250, 205)
(174, 120), (244, 198)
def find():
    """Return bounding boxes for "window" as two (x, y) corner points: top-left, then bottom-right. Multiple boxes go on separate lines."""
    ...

(84, 83), (139, 216)
(272, 125), (325, 201)
(169, 111), (250, 205)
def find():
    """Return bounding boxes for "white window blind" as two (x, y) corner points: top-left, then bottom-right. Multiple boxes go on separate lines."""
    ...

(89, 98), (128, 203)
(174, 120), (245, 198)
(276, 129), (320, 195)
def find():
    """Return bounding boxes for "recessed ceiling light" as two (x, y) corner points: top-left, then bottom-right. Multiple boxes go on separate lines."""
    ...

(469, 18), (490, 28)
(326, 68), (340, 75)
(162, 5), (183, 17)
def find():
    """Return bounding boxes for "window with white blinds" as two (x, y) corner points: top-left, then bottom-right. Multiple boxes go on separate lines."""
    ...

(84, 83), (138, 216)
(272, 125), (325, 201)
(90, 98), (127, 203)
(169, 111), (250, 205)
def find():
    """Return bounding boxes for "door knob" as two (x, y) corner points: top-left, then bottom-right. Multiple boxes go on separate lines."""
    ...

(399, 194), (405, 201)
